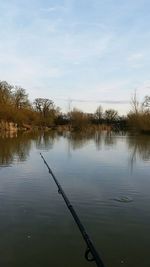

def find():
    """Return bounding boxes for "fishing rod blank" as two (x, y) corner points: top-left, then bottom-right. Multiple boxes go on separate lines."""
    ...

(40, 153), (106, 267)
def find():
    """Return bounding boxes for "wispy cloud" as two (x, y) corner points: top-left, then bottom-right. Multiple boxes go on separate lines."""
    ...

(0, 0), (150, 114)
(41, 5), (67, 13)
(128, 53), (144, 62)
(127, 52), (146, 69)
(55, 97), (130, 104)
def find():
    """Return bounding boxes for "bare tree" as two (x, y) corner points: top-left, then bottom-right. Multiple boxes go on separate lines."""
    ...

(34, 98), (54, 117)
(33, 98), (56, 126)
(0, 81), (13, 104)
(13, 87), (30, 109)
(95, 105), (103, 123)
(104, 109), (118, 123)
(131, 92), (140, 114)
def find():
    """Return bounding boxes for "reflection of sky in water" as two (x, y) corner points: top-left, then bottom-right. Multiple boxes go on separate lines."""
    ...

(0, 132), (150, 267)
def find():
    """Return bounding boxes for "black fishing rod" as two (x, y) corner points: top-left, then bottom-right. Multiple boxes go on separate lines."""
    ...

(40, 153), (106, 267)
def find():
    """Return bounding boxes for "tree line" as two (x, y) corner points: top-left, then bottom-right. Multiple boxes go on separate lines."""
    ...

(0, 80), (150, 133)
(0, 81), (59, 128)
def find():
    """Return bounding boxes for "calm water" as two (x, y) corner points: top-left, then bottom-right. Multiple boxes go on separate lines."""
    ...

(0, 131), (150, 267)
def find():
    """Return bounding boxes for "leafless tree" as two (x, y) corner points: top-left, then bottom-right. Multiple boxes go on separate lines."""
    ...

(95, 105), (103, 123)
(131, 91), (140, 114)
(13, 87), (30, 109)
(34, 98), (54, 117)
(0, 81), (13, 104)
(104, 109), (118, 122)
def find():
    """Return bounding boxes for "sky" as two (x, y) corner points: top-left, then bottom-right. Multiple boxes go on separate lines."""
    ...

(0, 0), (150, 114)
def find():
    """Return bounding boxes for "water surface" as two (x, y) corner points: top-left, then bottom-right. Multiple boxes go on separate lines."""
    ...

(0, 131), (150, 267)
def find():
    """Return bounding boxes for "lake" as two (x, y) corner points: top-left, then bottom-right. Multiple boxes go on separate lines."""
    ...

(0, 131), (150, 267)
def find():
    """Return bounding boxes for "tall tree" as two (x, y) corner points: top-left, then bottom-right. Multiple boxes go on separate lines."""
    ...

(131, 92), (140, 114)
(13, 87), (30, 109)
(0, 81), (13, 104)
(95, 105), (103, 123)
(34, 98), (54, 117)
(34, 98), (56, 126)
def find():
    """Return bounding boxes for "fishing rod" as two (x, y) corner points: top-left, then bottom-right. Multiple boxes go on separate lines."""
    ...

(40, 153), (106, 267)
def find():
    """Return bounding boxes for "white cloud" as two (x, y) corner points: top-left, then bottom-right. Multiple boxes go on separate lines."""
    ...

(42, 5), (67, 13)
(135, 81), (150, 101)
(54, 32), (114, 62)
(0, 48), (63, 91)
(0, 0), (150, 116)
(128, 53), (144, 62)
(127, 53), (145, 69)
(46, 67), (63, 78)
(131, 63), (144, 69)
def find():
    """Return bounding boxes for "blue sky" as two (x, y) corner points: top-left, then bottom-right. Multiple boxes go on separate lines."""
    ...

(0, 0), (150, 114)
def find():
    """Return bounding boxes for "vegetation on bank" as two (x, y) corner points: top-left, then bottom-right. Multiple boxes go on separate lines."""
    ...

(0, 80), (150, 133)
(128, 94), (150, 133)
(0, 81), (59, 129)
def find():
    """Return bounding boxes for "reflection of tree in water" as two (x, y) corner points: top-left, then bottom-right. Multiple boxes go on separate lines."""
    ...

(0, 131), (58, 166)
(104, 131), (117, 147)
(94, 131), (103, 150)
(67, 131), (96, 150)
(0, 132), (32, 166)
(65, 130), (118, 151)
(35, 131), (58, 150)
(128, 135), (150, 165)
(95, 131), (121, 150)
